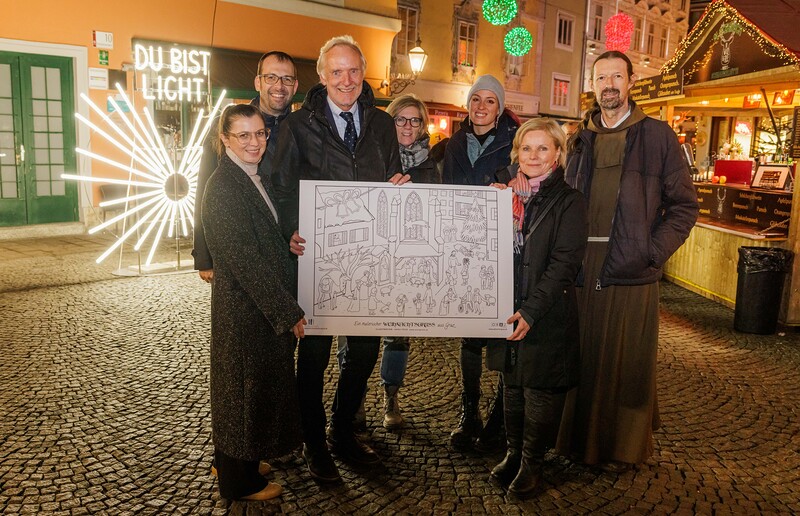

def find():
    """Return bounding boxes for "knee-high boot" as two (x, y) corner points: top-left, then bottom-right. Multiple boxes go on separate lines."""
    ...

(508, 389), (551, 498)
(490, 384), (524, 486)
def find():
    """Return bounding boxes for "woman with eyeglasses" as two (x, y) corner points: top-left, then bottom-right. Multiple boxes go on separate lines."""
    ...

(201, 103), (306, 501)
(359, 94), (441, 431)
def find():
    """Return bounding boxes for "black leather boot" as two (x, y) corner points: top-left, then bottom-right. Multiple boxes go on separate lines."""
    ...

(450, 392), (482, 449)
(475, 380), (505, 453)
(490, 385), (524, 486)
(507, 457), (541, 498)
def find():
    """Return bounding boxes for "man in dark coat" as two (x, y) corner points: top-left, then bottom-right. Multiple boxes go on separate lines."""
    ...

(193, 51), (299, 283)
(557, 50), (698, 471)
(271, 35), (404, 483)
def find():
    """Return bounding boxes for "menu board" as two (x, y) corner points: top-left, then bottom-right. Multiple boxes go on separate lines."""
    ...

(695, 184), (791, 234)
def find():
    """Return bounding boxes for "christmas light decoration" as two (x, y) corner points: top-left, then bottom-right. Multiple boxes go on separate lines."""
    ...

(504, 27), (533, 57)
(605, 13), (634, 52)
(482, 0), (517, 26)
(63, 84), (226, 265)
(663, 0), (799, 79)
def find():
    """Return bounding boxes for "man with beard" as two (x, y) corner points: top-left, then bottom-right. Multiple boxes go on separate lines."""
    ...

(193, 51), (299, 282)
(556, 51), (698, 472)
(271, 35), (404, 483)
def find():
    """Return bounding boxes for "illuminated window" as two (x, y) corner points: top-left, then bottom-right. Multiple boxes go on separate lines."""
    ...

(393, 4), (419, 58)
(551, 74), (570, 112)
(556, 12), (574, 49)
(457, 20), (477, 66)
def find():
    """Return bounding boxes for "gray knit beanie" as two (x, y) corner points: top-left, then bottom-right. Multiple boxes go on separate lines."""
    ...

(467, 75), (505, 112)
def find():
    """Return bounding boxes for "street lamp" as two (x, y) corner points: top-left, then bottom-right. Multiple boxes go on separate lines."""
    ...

(383, 38), (428, 96)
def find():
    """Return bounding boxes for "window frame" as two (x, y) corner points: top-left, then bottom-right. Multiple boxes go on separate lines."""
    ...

(456, 19), (477, 67)
(592, 4), (604, 41)
(556, 11), (575, 50)
(393, 4), (420, 59)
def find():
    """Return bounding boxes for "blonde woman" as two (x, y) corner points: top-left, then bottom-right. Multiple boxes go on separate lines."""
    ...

(487, 118), (587, 498)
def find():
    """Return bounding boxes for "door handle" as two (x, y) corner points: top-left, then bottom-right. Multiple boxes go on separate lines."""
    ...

(18, 143), (25, 164)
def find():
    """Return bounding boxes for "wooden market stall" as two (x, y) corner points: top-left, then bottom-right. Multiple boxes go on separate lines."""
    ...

(632, 0), (800, 324)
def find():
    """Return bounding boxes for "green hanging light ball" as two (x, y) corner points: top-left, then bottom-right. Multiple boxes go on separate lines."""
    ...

(483, 0), (518, 26)
(504, 27), (533, 56)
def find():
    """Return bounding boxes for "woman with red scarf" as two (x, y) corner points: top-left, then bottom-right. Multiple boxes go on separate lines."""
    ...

(486, 118), (587, 498)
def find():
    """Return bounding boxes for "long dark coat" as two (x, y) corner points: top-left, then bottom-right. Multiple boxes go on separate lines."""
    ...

(202, 153), (304, 460)
(489, 166), (588, 389)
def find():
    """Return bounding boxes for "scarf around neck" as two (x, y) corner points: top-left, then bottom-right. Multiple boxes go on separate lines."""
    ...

(510, 163), (555, 253)
(399, 135), (430, 172)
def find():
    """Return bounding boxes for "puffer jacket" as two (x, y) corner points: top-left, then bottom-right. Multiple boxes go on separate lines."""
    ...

(565, 103), (698, 287)
(442, 109), (519, 186)
(271, 82), (401, 239)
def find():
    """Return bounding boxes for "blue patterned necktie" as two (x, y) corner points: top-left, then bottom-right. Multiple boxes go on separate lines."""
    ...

(340, 111), (357, 153)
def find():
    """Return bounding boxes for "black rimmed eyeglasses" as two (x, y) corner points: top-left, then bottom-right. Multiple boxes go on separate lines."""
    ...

(257, 73), (297, 86)
(394, 116), (423, 128)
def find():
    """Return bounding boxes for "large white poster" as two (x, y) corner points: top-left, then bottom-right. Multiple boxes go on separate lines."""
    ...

(297, 180), (513, 338)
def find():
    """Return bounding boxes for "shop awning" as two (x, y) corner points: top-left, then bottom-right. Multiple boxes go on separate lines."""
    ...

(425, 102), (468, 120)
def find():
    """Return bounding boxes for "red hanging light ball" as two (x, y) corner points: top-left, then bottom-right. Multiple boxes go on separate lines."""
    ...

(605, 13), (634, 52)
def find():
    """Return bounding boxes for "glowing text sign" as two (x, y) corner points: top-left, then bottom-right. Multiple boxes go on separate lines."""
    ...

(134, 43), (211, 103)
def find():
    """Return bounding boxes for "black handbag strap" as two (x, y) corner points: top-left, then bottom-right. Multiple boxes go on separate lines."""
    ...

(524, 188), (570, 241)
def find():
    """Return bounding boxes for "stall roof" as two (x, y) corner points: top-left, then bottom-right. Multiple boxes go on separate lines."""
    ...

(724, 0), (800, 58)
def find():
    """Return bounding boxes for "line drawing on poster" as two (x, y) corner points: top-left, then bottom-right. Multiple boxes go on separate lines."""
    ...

(297, 181), (513, 338)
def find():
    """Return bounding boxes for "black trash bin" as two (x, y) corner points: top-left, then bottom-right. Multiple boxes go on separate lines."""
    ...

(734, 246), (794, 334)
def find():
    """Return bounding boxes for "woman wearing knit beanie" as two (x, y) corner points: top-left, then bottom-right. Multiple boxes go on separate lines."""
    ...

(442, 74), (520, 452)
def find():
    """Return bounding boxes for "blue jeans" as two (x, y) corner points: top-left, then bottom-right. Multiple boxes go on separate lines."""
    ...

(380, 336), (410, 387)
(337, 336), (410, 389)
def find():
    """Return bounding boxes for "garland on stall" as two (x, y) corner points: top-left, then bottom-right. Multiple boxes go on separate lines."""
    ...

(662, 0), (800, 75)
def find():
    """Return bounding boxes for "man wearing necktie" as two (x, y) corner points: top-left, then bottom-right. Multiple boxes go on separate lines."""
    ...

(271, 35), (406, 483)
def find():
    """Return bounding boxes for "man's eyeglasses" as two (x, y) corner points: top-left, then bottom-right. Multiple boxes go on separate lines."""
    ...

(227, 130), (268, 144)
(394, 116), (423, 128)
(257, 73), (297, 86)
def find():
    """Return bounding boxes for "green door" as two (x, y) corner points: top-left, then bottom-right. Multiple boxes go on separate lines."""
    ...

(0, 52), (77, 227)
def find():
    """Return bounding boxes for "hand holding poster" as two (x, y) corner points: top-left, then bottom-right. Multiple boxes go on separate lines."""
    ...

(297, 180), (513, 338)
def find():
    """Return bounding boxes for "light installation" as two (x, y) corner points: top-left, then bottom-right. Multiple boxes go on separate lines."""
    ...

(482, 0), (518, 26)
(504, 27), (533, 57)
(62, 83), (226, 265)
(605, 13), (634, 52)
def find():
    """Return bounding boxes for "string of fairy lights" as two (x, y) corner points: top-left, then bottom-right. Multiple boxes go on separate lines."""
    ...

(662, 0), (800, 77)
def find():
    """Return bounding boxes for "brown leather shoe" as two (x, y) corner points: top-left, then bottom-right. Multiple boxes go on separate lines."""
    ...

(328, 432), (381, 466)
(210, 461), (271, 477)
(241, 482), (282, 501)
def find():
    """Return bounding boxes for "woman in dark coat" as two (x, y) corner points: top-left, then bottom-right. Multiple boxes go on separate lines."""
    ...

(487, 118), (588, 498)
(442, 74), (520, 452)
(202, 104), (306, 501)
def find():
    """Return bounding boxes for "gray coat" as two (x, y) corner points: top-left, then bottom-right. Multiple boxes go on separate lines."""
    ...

(202, 154), (304, 460)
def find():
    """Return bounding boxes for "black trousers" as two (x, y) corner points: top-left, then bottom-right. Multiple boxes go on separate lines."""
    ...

(214, 448), (266, 500)
(297, 335), (380, 448)
(461, 337), (487, 397)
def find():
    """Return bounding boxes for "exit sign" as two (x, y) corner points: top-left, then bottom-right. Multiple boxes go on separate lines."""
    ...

(93, 31), (114, 50)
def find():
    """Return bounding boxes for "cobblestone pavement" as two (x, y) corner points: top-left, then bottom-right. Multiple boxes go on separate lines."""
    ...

(1, 235), (799, 514)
